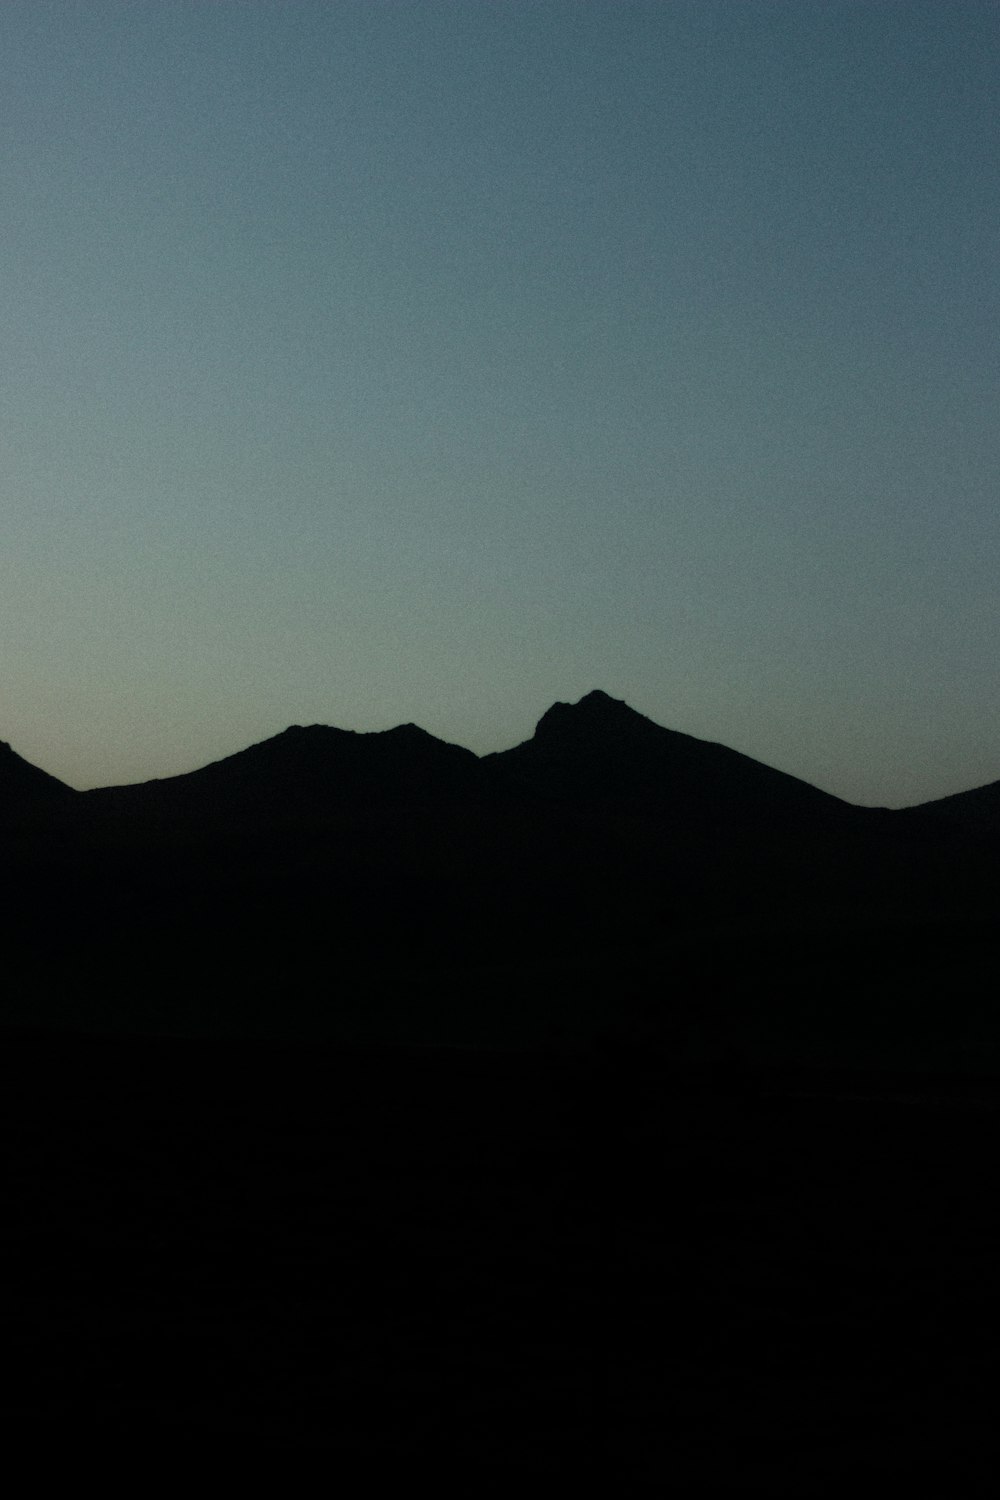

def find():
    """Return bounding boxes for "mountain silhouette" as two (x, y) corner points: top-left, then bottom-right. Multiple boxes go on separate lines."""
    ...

(0, 739), (75, 820)
(897, 777), (1000, 837)
(483, 689), (850, 832)
(83, 720), (482, 823)
(12, 690), (983, 827)
(6, 695), (999, 1491)
(65, 689), (868, 844)
(0, 692), (991, 857)
(0, 689), (998, 1062)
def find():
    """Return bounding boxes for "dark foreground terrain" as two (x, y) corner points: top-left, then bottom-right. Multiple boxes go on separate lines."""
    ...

(3, 1025), (999, 1491)
(3, 693), (1000, 1485)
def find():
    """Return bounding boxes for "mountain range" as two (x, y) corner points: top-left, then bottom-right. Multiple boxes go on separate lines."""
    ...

(1, 691), (997, 1057)
(4, 688), (992, 822)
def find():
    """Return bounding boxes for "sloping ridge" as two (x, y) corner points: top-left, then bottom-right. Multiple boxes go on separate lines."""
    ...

(84, 720), (482, 820)
(0, 740), (76, 817)
(897, 777), (1000, 836)
(483, 689), (849, 828)
(69, 690), (855, 828)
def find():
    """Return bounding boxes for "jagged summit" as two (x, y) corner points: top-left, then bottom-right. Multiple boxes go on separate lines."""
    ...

(556, 689), (620, 710)
(539, 688), (636, 718)
(485, 688), (846, 823)
(275, 720), (439, 745)
(534, 689), (660, 743)
(83, 714), (480, 819)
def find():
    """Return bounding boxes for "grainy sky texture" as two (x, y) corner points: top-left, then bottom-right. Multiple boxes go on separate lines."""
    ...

(2, 1), (997, 804)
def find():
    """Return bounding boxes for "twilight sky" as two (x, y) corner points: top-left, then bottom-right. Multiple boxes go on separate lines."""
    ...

(2, 1), (997, 806)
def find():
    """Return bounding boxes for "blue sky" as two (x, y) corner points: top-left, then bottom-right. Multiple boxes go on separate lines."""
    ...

(2, 1), (997, 804)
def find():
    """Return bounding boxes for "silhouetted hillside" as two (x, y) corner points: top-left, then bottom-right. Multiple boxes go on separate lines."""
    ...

(6, 703), (1000, 1487)
(82, 721), (482, 824)
(0, 691), (997, 1060)
(483, 689), (852, 831)
(3, 690), (922, 830)
(0, 739), (76, 824)
(1, 703), (996, 1497)
(70, 687), (872, 838)
(897, 778), (1000, 837)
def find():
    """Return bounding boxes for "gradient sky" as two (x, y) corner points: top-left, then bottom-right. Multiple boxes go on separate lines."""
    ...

(2, 1), (997, 805)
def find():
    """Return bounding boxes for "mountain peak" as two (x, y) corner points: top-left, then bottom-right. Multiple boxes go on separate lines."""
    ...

(575, 689), (621, 710)
(383, 721), (431, 740)
(534, 690), (657, 742)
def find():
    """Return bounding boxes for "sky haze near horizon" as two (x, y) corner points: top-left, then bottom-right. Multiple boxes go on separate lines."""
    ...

(2, 1), (998, 806)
